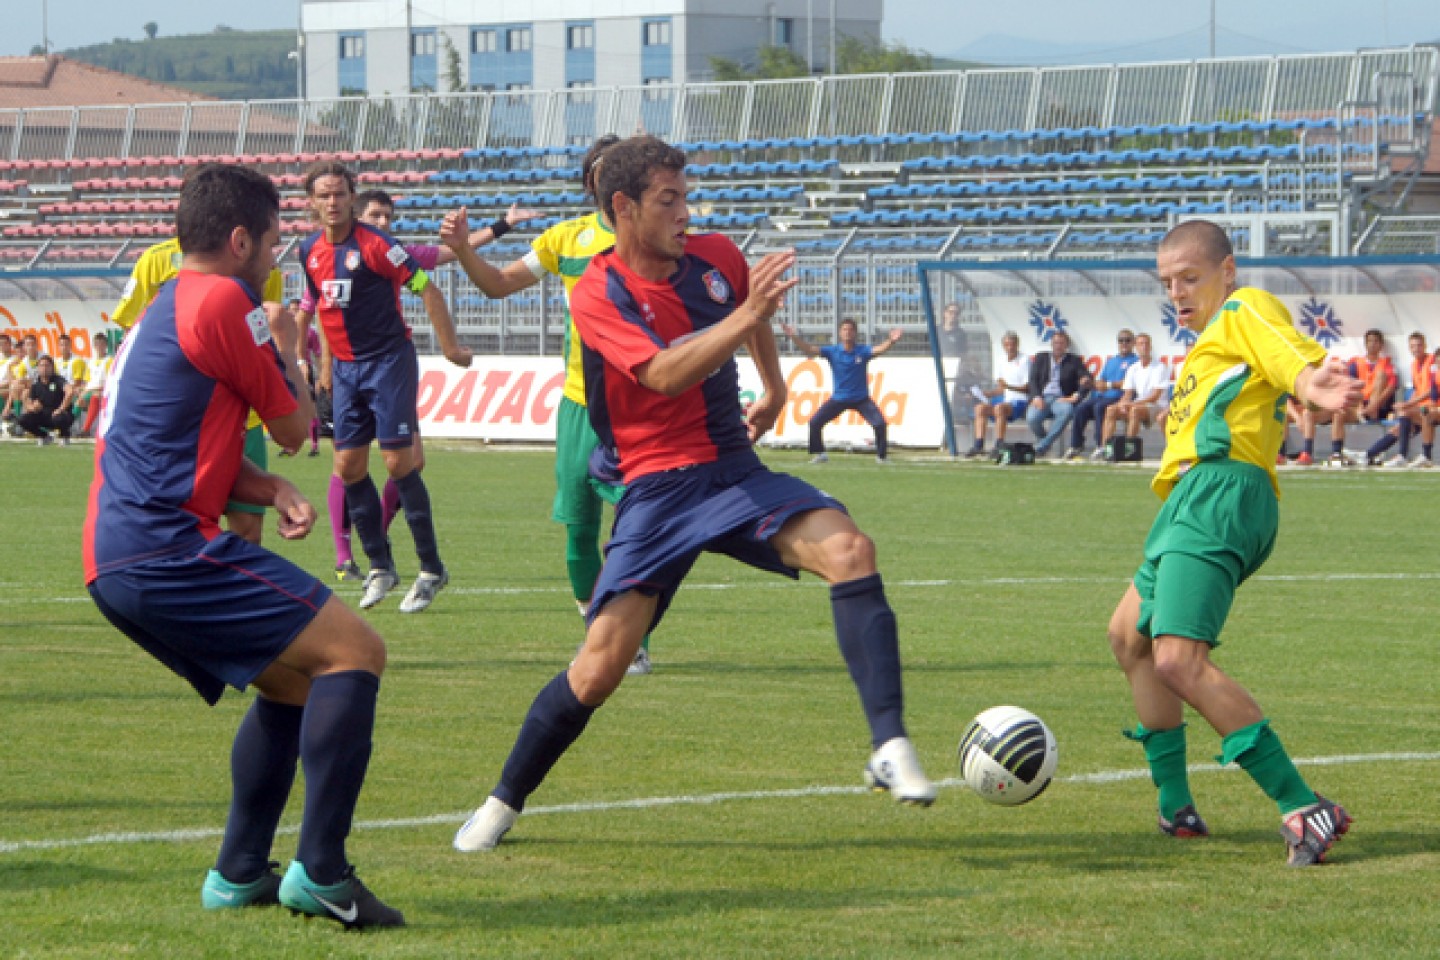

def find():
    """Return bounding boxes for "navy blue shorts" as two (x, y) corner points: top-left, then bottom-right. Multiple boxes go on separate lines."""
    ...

(332, 341), (419, 451)
(589, 451), (846, 633)
(89, 533), (332, 705)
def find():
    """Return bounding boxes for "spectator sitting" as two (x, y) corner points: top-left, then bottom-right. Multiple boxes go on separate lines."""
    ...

(1363, 331), (1437, 468)
(1025, 330), (1090, 458)
(1299, 328), (1395, 466)
(54, 334), (88, 419)
(18, 355), (75, 445)
(1066, 328), (1139, 459)
(5, 333), (41, 425)
(966, 330), (1028, 458)
(77, 335), (112, 438)
(0, 334), (16, 421)
(1097, 333), (1169, 459)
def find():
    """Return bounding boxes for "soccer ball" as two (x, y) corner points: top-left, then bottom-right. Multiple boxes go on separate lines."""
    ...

(958, 705), (1058, 806)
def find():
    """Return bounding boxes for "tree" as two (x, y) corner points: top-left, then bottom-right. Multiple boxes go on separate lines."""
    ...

(441, 33), (463, 93)
(835, 36), (933, 74)
(29, 44), (45, 56)
(143, 22), (158, 41)
(709, 45), (809, 81)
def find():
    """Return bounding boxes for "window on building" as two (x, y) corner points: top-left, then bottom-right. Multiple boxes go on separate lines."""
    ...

(567, 25), (594, 50)
(642, 77), (671, 101)
(507, 28), (532, 52)
(340, 35), (365, 59)
(776, 18), (794, 47)
(411, 32), (436, 57)
(643, 20), (671, 47)
(471, 29), (496, 54)
(567, 80), (595, 104)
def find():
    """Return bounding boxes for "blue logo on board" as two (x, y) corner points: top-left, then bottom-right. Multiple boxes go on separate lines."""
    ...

(1298, 298), (1344, 348)
(1027, 300), (1069, 342)
(1159, 302), (1199, 347)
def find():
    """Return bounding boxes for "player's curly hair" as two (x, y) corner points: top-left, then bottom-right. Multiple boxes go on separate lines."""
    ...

(581, 134), (622, 205)
(176, 163), (279, 255)
(594, 135), (688, 223)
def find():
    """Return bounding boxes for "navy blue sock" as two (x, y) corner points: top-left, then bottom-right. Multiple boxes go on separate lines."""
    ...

(1330, 438), (1344, 455)
(294, 670), (379, 885)
(344, 477), (393, 571)
(1302, 438), (1314, 455)
(1397, 419), (1414, 458)
(494, 672), (595, 812)
(1367, 432), (1397, 458)
(393, 469), (442, 574)
(215, 697), (303, 883)
(831, 574), (906, 748)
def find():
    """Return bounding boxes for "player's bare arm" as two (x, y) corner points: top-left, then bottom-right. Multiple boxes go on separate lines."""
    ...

(744, 323), (788, 442)
(781, 322), (821, 358)
(432, 202), (541, 267)
(229, 459), (316, 539)
(419, 281), (474, 369)
(441, 206), (540, 298)
(636, 250), (797, 397)
(1296, 358), (1363, 413)
(871, 327), (903, 357)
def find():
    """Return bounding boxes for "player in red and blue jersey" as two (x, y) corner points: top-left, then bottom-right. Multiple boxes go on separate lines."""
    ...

(83, 164), (403, 927)
(300, 162), (473, 613)
(454, 136), (936, 853)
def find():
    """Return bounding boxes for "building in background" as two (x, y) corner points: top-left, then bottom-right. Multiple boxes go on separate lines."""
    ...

(300, 0), (883, 99)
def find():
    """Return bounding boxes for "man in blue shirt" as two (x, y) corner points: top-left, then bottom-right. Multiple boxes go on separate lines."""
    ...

(785, 319), (902, 463)
(1065, 329), (1139, 459)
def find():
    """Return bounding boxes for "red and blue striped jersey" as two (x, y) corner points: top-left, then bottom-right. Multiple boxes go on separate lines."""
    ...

(571, 232), (753, 483)
(82, 272), (299, 583)
(298, 222), (427, 361)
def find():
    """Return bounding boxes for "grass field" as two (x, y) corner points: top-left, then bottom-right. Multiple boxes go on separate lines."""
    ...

(2, 442), (1438, 959)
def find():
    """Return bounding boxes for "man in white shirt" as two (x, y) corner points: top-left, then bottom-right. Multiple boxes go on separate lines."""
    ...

(966, 331), (1030, 458)
(1097, 333), (1169, 459)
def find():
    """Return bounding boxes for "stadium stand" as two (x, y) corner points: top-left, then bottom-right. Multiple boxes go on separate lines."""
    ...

(0, 46), (1436, 360)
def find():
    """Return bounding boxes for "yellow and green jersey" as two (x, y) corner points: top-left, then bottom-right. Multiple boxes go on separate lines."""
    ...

(527, 212), (615, 406)
(1154, 287), (1326, 500)
(56, 355), (88, 385)
(111, 237), (285, 431)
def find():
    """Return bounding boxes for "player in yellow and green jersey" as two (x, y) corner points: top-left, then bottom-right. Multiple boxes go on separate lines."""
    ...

(1106, 219), (1363, 867)
(112, 235), (288, 546)
(443, 135), (655, 675)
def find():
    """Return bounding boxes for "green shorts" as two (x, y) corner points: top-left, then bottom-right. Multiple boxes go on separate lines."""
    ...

(226, 425), (269, 516)
(551, 397), (625, 524)
(1133, 459), (1278, 646)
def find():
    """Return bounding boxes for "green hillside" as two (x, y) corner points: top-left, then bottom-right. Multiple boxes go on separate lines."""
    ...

(64, 28), (298, 102)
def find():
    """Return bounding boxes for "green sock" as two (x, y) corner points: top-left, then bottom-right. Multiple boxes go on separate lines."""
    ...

(565, 520), (603, 606)
(1220, 720), (1317, 815)
(1125, 723), (1193, 821)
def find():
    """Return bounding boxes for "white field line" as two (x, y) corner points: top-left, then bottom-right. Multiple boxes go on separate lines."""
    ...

(12, 570), (1440, 603)
(3, 751), (1436, 855)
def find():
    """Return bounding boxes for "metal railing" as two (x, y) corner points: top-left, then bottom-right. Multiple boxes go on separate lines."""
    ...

(0, 46), (1434, 161)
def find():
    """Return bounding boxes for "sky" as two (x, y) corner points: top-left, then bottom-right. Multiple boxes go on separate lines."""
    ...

(1, 0), (1435, 63)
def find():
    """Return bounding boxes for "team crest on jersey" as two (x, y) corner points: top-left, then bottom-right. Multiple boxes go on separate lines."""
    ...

(1298, 297), (1344, 348)
(245, 307), (272, 347)
(386, 244), (408, 268)
(1027, 300), (1069, 342)
(576, 227), (596, 247)
(640, 301), (657, 327)
(345, 250), (363, 271)
(702, 269), (730, 304)
(1159, 302), (1199, 347)
(322, 279), (352, 308)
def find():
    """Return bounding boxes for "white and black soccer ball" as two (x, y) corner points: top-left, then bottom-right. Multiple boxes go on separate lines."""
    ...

(958, 705), (1058, 806)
